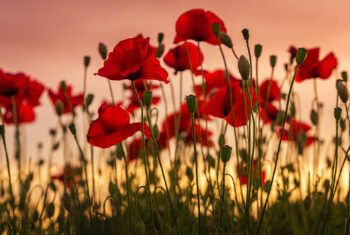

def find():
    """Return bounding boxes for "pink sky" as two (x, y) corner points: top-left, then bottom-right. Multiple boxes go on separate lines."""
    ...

(1, 0), (350, 159)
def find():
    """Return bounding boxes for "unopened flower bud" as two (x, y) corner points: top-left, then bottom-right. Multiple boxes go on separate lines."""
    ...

(186, 166), (193, 181)
(62, 192), (71, 211)
(296, 48), (307, 65)
(98, 42), (108, 60)
(155, 44), (165, 58)
(84, 56), (90, 67)
(157, 32), (164, 44)
(238, 55), (250, 80)
(270, 55), (277, 68)
(254, 44), (262, 58)
(85, 94), (94, 107)
(221, 145), (232, 163)
(143, 91), (153, 107)
(55, 100), (64, 116)
(46, 203), (55, 218)
(242, 28), (249, 40)
(310, 109), (318, 125)
(337, 81), (348, 103)
(60, 81), (67, 91)
(186, 95), (197, 114)
(153, 125), (160, 139)
(212, 23), (221, 36)
(218, 134), (225, 147)
(68, 123), (76, 136)
(341, 71), (348, 82)
(116, 144), (124, 160)
(334, 107), (342, 120)
(219, 32), (232, 48)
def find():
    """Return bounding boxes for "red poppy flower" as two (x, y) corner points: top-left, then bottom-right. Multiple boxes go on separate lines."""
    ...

(295, 48), (337, 82)
(97, 37), (168, 83)
(135, 34), (157, 57)
(288, 46), (297, 59)
(206, 82), (257, 127)
(3, 103), (35, 124)
(48, 84), (83, 114)
(280, 118), (316, 147)
(239, 160), (266, 185)
(87, 103), (151, 149)
(259, 79), (280, 103)
(194, 70), (239, 98)
(0, 69), (30, 97)
(174, 9), (227, 45)
(164, 42), (203, 74)
(260, 103), (279, 124)
(51, 165), (81, 189)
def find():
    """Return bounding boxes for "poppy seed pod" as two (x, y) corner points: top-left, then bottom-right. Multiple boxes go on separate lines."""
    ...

(238, 55), (250, 80)
(341, 71), (348, 82)
(212, 23), (221, 36)
(242, 28), (249, 40)
(337, 82), (348, 103)
(98, 42), (108, 60)
(68, 123), (77, 136)
(143, 91), (153, 107)
(186, 95), (197, 113)
(85, 94), (94, 107)
(46, 203), (55, 218)
(60, 81), (67, 91)
(221, 145), (232, 163)
(219, 32), (232, 48)
(158, 32), (164, 44)
(55, 100), (64, 116)
(254, 44), (262, 58)
(310, 109), (318, 125)
(334, 107), (342, 120)
(296, 48), (307, 65)
(270, 55), (277, 68)
(218, 134), (225, 147)
(84, 56), (91, 67)
(116, 144), (124, 160)
(62, 192), (71, 211)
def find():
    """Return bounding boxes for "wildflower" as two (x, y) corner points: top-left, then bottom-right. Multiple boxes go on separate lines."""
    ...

(174, 9), (226, 45)
(239, 160), (266, 185)
(97, 37), (168, 83)
(48, 84), (83, 114)
(87, 103), (151, 148)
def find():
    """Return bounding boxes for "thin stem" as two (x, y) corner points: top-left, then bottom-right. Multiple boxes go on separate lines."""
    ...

(256, 64), (300, 234)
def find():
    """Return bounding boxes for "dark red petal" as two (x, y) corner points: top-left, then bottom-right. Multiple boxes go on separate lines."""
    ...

(99, 104), (130, 132)
(206, 87), (228, 118)
(317, 52), (337, 79)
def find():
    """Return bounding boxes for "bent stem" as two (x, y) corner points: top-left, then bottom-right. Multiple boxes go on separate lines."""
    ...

(190, 112), (202, 235)
(256, 64), (300, 234)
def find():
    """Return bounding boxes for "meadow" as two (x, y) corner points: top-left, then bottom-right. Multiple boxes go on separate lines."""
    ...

(0, 8), (349, 235)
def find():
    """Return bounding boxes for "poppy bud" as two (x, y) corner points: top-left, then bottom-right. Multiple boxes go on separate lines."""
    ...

(153, 125), (160, 139)
(62, 192), (71, 211)
(334, 107), (342, 120)
(32, 210), (39, 222)
(212, 23), (221, 36)
(84, 56), (91, 67)
(46, 203), (55, 218)
(238, 55), (250, 80)
(219, 32), (232, 48)
(337, 81), (348, 103)
(296, 48), (307, 65)
(55, 100), (64, 116)
(341, 71), (348, 82)
(310, 109), (318, 125)
(60, 81), (67, 91)
(254, 44), (262, 58)
(284, 63), (289, 72)
(270, 55), (277, 68)
(340, 118), (346, 131)
(49, 128), (56, 137)
(68, 123), (77, 136)
(186, 95), (197, 114)
(155, 44), (165, 58)
(157, 32), (164, 44)
(221, 145), (232, 163)
(98, 42), (108, 60)
(0, 125), (4, 136)
(143, 91), (153, 108)
(242, 29), (249, 40)
(85, 94), (94, 107)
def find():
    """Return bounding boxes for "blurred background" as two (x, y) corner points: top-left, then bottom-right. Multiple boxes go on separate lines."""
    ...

(1, 0), (350, 163)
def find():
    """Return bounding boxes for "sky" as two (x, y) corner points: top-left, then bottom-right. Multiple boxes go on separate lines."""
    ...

(1, 0), (350, 162)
